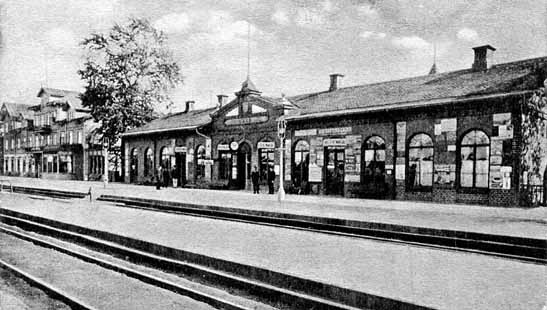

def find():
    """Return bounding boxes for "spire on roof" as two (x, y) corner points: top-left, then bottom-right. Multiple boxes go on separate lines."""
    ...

(428, 62), (438, 75)
(236, 76), (261, 97)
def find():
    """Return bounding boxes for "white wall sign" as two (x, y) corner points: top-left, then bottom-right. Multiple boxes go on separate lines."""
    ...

(441, 118), (457, 132)
(344, 174), (360, 182)
(217, 144), (230, 151)
(323, 138), (346, 147)
(174, 146), (187, 153)
(308, 164), (322, 182)
(318, 126), (351, 136)
(294, 129), (317, 136)
(205, 139), (212, 157)
(257, 141), (275, 149)
(395, 164), (406, 180)
(230, 141), (239, 151)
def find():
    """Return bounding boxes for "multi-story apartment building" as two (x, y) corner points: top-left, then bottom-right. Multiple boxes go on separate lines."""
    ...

(1, 88), (103, 181)
(0, 102), (34, 176)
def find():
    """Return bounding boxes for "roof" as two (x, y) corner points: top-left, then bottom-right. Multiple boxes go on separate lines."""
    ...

(37, 87), (86, 111)
(2, 102), (33, 119)
(288, 56), (547, 118)
(122, 107), (216, 136)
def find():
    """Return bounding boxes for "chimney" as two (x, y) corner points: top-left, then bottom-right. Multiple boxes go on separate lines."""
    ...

(472, 45), (496, 71)
(329, 74), (344, 91)
(184, 100), (195, 113)
(216, 94), (228, 107)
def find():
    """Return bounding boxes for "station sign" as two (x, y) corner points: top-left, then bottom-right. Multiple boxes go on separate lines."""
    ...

(217, 144), (230, 151)
(318, 127), (351, 136)
(174, 146), (187, 153)
(323, 138), (346, 147)
(257, 141), (275, 149)
(294, 129), (317, 137)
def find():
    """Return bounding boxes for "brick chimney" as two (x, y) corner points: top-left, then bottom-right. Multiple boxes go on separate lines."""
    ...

(329, 74), (344, 91)
(472, 45), (496, 71)
(184, 100), (195, 113)
(216, 94), (228, 107)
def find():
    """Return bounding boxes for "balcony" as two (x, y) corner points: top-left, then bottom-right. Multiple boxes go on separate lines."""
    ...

(34, 124), (52, 134)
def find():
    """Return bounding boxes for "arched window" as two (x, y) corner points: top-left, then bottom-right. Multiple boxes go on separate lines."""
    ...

(362, 136), (386, 196)
(195, 145), (206, 180)
(144, 148), (154, 176)
(408, 133), (434, 189)
(292, 140), (310, 190)
(460, 130), (490, 188)
(160, 147), (171, 169)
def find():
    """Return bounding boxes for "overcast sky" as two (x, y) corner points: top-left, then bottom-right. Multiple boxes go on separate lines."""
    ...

(0, 0), (545, 112)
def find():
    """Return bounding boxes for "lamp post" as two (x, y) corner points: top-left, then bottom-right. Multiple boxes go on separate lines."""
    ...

(277, 117), (286, 202)
(103, 138), (109, 188)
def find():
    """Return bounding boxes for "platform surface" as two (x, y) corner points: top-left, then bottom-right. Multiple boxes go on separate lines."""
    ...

(1, 193), (546, 310)
(1, 176), (546, 239)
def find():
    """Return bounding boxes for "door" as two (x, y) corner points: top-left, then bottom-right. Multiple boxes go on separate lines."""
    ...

(236, 142), (251, 190)
(325, 148), (345, 195)
(361, 136), (387, 199)
(175, 153), (186, 186)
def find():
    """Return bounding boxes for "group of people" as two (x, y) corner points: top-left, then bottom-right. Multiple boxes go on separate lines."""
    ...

(251, 165), (276, 194)
(155, 164), (180, 190)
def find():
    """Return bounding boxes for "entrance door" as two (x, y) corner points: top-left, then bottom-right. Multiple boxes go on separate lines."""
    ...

(325, 148), (345, 195)
(175, 153), (186, 187)
(361, 136), (387, 199)
(236, 142), (251, 190)
(130, 148), (138, 183)
(34, 153), (42, 178)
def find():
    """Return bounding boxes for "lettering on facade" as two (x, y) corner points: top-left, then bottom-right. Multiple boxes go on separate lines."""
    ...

(294, 129), (317, 137)
(317, 126), (351, 136)
(257, 141), (275, 149)
(217, 144), (230, 151)
(174, 146), (187, 153)
(224, 115), (268, 126)
(323, 138), (346, 147)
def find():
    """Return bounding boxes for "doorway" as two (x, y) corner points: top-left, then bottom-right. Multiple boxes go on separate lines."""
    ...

(325, 148), (345, 195)
(235, 142), (251, 190)
(175, 153), (186, 187)
(361, 136), (387, 199)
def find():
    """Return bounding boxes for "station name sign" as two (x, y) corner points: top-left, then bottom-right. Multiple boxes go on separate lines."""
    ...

(217, 144), (230, 151)
(174, 146), (187, 153)
(318, 127), (352, 136)
(323, 138), (346, 147)
(257, 141), (275, 149)
(225, 115), (268, 126)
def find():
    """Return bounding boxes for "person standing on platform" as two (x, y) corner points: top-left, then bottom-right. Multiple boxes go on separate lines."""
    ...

(162, 164), (170, 188)
(251, 165), (260, 194)
(267, 165), (275, 194)
(155, 165), (163, 190)
(171, 165), (179, 188)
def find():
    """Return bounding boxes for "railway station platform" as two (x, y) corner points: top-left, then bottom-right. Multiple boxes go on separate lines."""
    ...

(0, 193), (545, 310)
(0, 176), (546, 239)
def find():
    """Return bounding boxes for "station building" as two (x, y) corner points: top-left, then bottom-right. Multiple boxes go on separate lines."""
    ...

(121, 46), (547, 206)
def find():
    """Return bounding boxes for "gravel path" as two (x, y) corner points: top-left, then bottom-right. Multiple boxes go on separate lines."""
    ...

(0, 231), (216, 310)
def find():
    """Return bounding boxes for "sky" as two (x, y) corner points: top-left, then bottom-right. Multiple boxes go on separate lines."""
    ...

(0, 0), (546, 113)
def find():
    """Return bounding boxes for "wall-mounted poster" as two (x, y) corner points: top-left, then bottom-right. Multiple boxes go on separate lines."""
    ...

(308, 164), (322, 182)
(395, 164), (405, 180)
(434, 164), (453, 185)
(441, 118), (457, 132)
(493, 113), (513, 139)
(501, 166), (512, 189)
(396, 122), (406, 153)
(489, 166), (502, 189)
(490, 155), (502, 165)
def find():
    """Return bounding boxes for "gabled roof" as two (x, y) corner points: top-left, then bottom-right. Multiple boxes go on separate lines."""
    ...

(288, 56), (547, 118)
(1, 102), (33, 120)
(37, 87), (86, 111)
(122, 107), (216, 137)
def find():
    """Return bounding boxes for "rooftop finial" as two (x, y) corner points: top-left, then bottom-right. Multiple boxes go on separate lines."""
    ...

(429, 42), (438, 75)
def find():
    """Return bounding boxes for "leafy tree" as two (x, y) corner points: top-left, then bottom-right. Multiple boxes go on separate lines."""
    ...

(79, 18), (182, 150)
(521, 82), (547, 186)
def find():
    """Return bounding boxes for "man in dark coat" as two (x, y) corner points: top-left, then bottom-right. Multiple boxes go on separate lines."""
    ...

(171, 165), (180, 188)
(251, 165), (260, 194)
(267, 165), (275, 194)
(155, 166), (163, 190)
(162, 164), (170, 188)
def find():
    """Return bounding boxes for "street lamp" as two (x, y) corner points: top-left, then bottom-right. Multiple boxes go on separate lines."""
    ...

(277, 117), (286, 202)
(103, 138), (109, 188)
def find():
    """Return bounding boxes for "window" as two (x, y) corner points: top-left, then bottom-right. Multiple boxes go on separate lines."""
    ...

(46, 135), (51, 146)
(292, 140), (310, 189)
(60, 132), (66, 144)
(218, 151), (232, 180)
(258, 144), (275, 182)
(53, 133), (57, 145)
(407, 134), (434, 189)
(460, 130), (490, 188)
(77, 131), (82, 144)
(68, 131), (73, 144)
(17, 138), (20, 149)
(195, 145), (206, 180)
(59, 155), (73, 173)
(144, 148), (154, 176)
(160, 147), (172, 169)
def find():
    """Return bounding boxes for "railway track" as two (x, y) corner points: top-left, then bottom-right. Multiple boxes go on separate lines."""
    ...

(98, 195), (547, 264)
(0, 225), (275, 310)
(0, 208), (433, 310)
